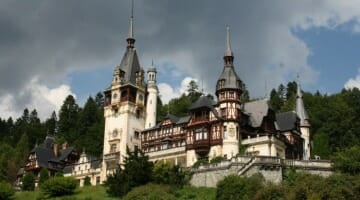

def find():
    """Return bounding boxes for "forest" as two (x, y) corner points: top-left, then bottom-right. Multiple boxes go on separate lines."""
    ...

(1, 80), (360, 186)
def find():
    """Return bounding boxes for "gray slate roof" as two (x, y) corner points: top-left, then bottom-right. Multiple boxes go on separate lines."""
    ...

(189, 96), (216, 110)
(276, 111), (298, 131)
(243, 99), (271, 128)
(116, 47), (141, 85)
(32, 147), (55, 168)
(217, 66), (242, 90)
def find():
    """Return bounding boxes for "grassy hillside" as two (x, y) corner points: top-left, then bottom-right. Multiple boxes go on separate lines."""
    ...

(14, 185), (118, 200)
(14, 185), (216, 200)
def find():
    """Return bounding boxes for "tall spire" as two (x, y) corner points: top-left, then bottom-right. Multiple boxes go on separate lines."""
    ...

(223, 25), (234, 67)
(126, 0), (135, 48)
(296, 75), (309, 127)
(225, 25), (233, 57)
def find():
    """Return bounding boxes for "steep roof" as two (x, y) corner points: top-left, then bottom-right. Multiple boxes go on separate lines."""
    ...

(276, 111), (298, 132)
(243, 99), (271, 128)
(163, 114), (179, 124)
(189, 96), (216, 110)
(216, 26), (242, 91)
(177, 116), (190, 124)
(33, 147), (55, 168)
(116, 48), (141, 85)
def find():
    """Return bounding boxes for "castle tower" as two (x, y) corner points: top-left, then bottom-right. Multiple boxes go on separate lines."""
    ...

(296, 80), (311, 160)
(215, 26), (243, 158)
(145, 66), (158, 128)
(101, 1), (146, 178)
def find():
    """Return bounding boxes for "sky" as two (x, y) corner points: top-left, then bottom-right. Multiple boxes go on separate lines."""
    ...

(1, 0), (360, 120)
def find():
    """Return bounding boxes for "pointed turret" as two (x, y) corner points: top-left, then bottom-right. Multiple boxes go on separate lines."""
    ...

(216, 26), (242, 95)
(295, 78), (311, 159)
(113, 0), (141, 85)
(296, 82), (310, 127)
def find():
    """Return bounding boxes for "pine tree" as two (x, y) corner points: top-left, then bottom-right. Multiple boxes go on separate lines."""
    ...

(22, 172), (35, 191)
(38, 168), (50, 187)
(45, 111), (57, 136)
(58, 95), (79, 144)
(95, 92), (104, 109)
(106, 147), (153, 197)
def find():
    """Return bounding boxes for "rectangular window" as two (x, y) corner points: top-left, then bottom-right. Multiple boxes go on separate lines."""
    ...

(134, 131), (140, 139)
(221, 108), (226, 117)
(229, 92), (234, 98)
(96, 176), (100, 185)
(136, 109), (140, 119)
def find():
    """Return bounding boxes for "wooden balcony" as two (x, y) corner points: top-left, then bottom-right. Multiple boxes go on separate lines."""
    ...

(193, 140), (211, 156)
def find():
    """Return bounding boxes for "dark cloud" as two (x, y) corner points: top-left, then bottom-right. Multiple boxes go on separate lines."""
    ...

(0, 0), (360, 118)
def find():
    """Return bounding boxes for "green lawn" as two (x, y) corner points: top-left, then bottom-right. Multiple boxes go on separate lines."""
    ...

(14, 184), (216, 200)
(15, 185), (119, 200)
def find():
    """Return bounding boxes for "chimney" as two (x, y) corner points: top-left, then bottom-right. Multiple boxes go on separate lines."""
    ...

(62, 142), (68, 150)
(53, 143), (58, 158)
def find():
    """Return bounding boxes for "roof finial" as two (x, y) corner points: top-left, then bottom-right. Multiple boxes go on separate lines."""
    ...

(127, 0), (135, 47)
(225, 25), (233, 57)
(296, 73), (302, 98)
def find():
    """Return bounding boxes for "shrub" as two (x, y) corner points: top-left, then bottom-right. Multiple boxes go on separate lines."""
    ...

(210, 156), (224, 164)
(55, 172), (64, 177)
(84, 176), (91, 186)
(152, 162), (188, 187)
(192, 158), (208, 168)
(216, 174), (264, 200)
(285, 172), (324, 200)
(332, 145), (360, 175)
(253, 183), (286, 200)
(22, 172), (35, 191)
(123, 183), (176, 200)
(319, 174), (357, 200)
(0, 181), (15, 200)
(38, 168), (50, 187)
(152, 161), (172, 184)
(41, 177), (77, 197)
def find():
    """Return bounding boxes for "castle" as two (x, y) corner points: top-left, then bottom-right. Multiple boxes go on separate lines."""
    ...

(99, 8), (312, 183)
(20, 7), (318, 187)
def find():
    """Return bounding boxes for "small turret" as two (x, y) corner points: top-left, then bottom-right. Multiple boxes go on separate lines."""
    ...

(296, 78), (311, 160)
(296, 82), (310, 127)
(145, 66), (158, 128)
(216, 26), (243, 98)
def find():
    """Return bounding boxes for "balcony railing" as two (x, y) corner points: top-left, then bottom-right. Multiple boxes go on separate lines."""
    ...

(103, 152), (120, 161)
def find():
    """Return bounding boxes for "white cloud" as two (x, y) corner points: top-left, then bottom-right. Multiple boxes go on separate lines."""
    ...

(0, 78), (75, 120)
(158, 77), (198, 104)
(344, 69), (360, 89)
